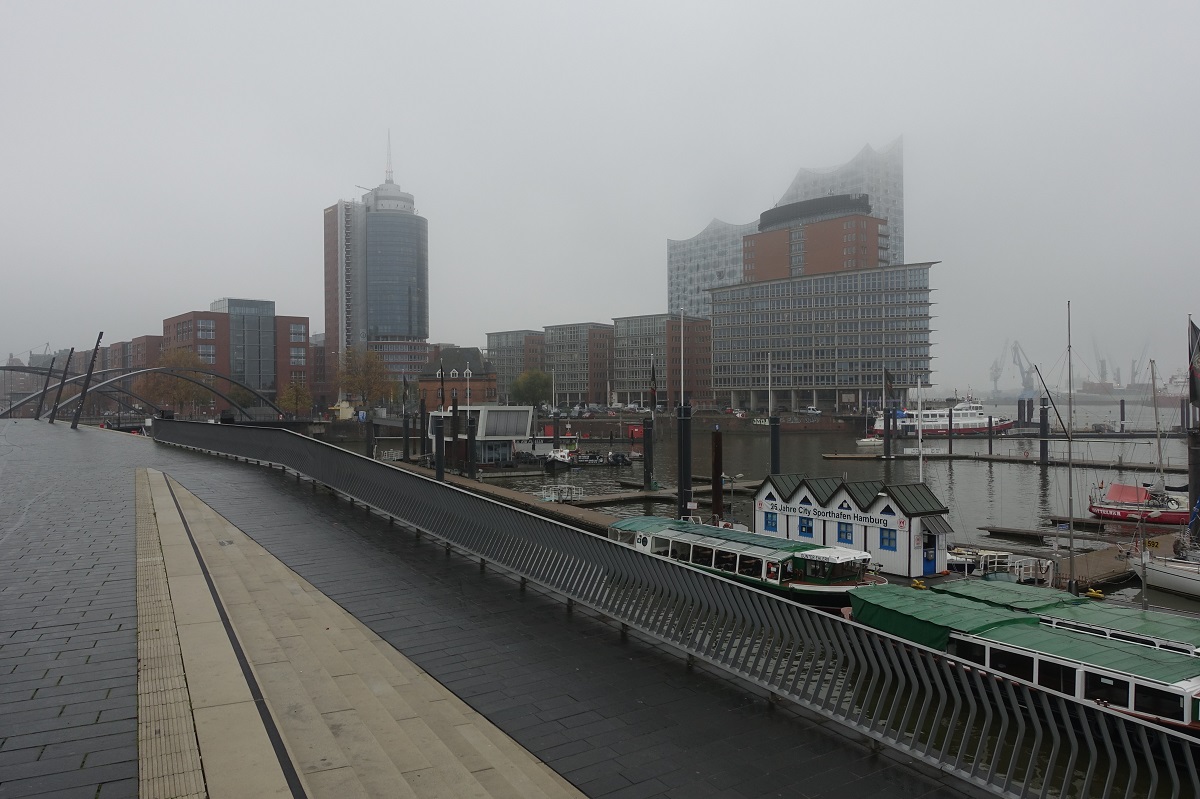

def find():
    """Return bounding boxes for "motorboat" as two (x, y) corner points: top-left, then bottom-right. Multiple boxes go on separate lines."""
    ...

(873, 398), (1014, 437)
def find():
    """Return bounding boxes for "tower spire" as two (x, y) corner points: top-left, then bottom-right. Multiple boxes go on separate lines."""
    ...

(385, 129), (394, 184)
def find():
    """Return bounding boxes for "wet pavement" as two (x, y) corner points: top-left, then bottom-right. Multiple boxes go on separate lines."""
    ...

(0, 421), (986, 798)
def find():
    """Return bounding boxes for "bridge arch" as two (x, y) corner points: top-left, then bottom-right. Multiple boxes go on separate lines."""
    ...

(0, 365), (286, 420)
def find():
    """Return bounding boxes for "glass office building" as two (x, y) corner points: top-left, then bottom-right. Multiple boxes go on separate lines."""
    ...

(709, 261), (935, 412)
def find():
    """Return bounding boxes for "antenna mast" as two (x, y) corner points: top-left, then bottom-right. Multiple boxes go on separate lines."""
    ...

(385, 129), (394, 184)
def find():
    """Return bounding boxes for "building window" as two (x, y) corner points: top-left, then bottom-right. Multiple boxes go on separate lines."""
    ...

(798, 517), (813, 538)
(290, 323), (307, 343)
(198, 319), (215, 339)
(837, 522), (853, 545)
(879, 527), (897, 551)
(197, 344), (216, 364)
(290, 370), (306, 385)
(290, 347), (306, 366)
(763, 512), (777, 533)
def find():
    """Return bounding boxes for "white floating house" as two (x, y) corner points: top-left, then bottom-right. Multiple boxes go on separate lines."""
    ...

(751, 474), (953, 578)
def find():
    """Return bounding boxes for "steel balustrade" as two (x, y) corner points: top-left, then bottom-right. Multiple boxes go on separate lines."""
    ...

(151, 419), (1200, 799)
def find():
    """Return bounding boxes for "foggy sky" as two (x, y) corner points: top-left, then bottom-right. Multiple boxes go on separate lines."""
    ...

(2, 1), (1197, 396)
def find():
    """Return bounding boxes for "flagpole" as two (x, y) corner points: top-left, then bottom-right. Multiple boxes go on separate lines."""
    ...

(679, 308), (684, 409)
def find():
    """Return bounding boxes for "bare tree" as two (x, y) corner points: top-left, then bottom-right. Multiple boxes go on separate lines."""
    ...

(341, 347), (391, 407)
(278, 381), (313, 418)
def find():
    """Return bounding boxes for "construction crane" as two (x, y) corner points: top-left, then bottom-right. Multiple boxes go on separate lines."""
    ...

(989, 338), (1010, 395)
(1011, 341), (1038, 399)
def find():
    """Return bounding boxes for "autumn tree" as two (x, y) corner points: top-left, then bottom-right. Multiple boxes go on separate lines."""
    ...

(134, 348), (211, 415)
(511, 370), (552, 406)
(277, 381), (313, 418)
(341, 347), (392, 407)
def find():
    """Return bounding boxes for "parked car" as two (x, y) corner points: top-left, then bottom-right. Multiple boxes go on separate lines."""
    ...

(803, 406), (822, 416)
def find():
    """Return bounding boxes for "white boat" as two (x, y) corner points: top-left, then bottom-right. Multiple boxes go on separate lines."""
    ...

(874, 398), (1015, 437)
(855, 436), (883, 447)
(1143, 555), (1200, 600)
(545, 448), (575, 465)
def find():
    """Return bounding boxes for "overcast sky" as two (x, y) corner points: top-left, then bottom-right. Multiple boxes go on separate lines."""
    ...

(2, 1), (1197, 395)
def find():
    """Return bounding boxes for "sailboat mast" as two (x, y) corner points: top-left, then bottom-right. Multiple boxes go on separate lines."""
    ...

(1151, 359), (1163, 473)
(1067, 301), (1076, 593)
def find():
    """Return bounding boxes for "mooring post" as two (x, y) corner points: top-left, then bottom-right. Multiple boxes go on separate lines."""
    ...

(676, 404), (692, 519)
(402, 413), (410, 462)
(769, 416), (780, 475)
(466, 415), (477, 479)
(711, 428), (724, 522)
(419, 398), (428, 457)
(642, 416), (654, 491)
(987, 416), (994, 455)
(434, 415), (445, 481)
(1039, 396), (1049, 465)
(947, 407), (954, 456)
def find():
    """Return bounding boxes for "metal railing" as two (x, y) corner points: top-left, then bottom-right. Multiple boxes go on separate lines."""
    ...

(151, 419), (1200, 799)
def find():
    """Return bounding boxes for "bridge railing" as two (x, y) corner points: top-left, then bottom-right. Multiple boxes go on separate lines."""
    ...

(151, 419), (1199, 799)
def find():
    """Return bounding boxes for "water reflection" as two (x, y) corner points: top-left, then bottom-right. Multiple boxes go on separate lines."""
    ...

(486, 426), (1190, 549)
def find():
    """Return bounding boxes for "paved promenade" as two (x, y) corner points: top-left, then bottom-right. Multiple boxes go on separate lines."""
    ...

(1, 421), (979, 798)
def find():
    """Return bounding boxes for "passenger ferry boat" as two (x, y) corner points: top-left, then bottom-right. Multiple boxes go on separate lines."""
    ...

(606, 516), (887, 607)
(849, 584), (1200, 733)
(873, 399), (1015, 437)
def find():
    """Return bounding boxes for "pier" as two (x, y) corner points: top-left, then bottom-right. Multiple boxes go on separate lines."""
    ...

(3, 422), (985, 799)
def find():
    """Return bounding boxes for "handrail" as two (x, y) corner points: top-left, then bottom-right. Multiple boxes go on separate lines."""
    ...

(151, 418), (1199, 799)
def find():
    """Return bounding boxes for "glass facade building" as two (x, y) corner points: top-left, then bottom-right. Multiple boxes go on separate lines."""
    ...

(668, 139), (903, 319)
(366, 212), (428, 340)
(212, 298), (276, 393)
(709, 262), (935, 412)
(324, 164), (429, 386)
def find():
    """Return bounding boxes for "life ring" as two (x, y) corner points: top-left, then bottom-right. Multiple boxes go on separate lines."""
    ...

(720, 521), (733, 529)
(1168, 499), (1179, 509)
(1023, 450), (1029, 458)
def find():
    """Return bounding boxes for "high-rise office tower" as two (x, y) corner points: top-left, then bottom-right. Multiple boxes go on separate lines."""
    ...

(324, 145), (429, 383)
(668, 139), (903, 318)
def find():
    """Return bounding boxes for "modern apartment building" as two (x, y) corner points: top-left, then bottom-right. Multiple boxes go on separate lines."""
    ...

(485, 330), (545, 404)
(162, 298), (309, 408)
(324, 155), (429, 386)
(612, 314), (712, 408)
(709, 261), (936, 413)
(544, 323), (613, 407)
(668, 140), (903, 318)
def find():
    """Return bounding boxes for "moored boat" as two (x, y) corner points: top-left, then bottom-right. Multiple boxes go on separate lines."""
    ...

(606, 516), (887, 607)
(1087, 481), (1190, 526)
(849, 583), (1200, 733)
(873, 399), (1014, 437)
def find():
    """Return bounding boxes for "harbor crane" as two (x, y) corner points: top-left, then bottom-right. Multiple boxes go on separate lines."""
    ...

(989, 338), (1010, 394)
(1011, 341), (1038, 399)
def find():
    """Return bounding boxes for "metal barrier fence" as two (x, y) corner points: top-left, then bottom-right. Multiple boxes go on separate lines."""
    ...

(152, 420), (1200, 799)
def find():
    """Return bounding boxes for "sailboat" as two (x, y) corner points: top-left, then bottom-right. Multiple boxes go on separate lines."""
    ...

(1087, 360), (1190, 525)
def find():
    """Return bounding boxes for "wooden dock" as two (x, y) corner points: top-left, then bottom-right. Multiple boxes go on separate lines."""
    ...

(570, 480), (759, 508)
(822, 450), (1186, 474)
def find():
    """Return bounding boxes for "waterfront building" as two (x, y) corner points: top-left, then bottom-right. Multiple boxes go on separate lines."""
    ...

(486, 330), (545, 404)
(163, 299), (309, 410)
(323, 150), (429, 386)
(668, 139), (903, 319)
(751, 474), (951, 578)
(417, 346), (496, 411)
(709, 262), (936, 412)
(744, 194), (889, 280)
(544, 322), (613, 407)
(612, 313), (712, 408)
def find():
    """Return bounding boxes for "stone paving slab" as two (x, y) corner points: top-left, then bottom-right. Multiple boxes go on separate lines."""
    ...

(0, 421), (983, 799)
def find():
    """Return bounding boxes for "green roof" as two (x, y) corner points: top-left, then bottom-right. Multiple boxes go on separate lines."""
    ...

(849, 584), (1039, 649)
(929, 581), (1200, 651)
(1042, 604), (1200, 650)
(929, 580), (1088, 612)
(977, 625), (1200, 685)
(884, 483), (949, 516)
(759, 473), (804, 501)
(609, 516), (827, 554)
(804, 477), (842, 506)
(844, 480), (884, 511)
